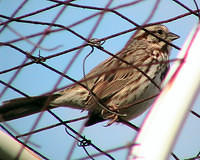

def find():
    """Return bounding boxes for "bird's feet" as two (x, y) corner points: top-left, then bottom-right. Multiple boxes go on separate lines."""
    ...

(101, 105), (120, 126)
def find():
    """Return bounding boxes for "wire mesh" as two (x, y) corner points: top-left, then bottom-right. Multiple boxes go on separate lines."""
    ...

(0, 0), (200, 160)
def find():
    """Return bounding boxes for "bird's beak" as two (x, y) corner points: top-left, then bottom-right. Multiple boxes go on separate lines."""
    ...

(168, 32), (180, 41)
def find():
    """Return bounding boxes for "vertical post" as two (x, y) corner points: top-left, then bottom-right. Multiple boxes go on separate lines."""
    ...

(128, 24), (200, 160)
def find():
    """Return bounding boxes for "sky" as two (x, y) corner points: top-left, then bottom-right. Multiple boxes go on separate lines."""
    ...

(0, 0), (200, 160)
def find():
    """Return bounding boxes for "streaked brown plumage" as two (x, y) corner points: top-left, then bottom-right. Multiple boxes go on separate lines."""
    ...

(0, 25), (179, 126)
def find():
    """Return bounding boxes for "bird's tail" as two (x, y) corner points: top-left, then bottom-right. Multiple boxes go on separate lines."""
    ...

(0, 94), (59, 122)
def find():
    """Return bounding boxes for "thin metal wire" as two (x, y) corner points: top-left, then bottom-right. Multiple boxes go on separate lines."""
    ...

(48, 110), (115, 160)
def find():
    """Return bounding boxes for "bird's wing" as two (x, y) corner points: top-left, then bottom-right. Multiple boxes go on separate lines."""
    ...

(85, 67), (140, 110)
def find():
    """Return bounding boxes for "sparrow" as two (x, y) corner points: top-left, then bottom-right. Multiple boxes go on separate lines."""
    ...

(0, 25), (179, 126)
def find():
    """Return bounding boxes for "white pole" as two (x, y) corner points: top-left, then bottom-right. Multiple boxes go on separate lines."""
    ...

(128, 23), (200, 160)
(0, 130), (41, 160)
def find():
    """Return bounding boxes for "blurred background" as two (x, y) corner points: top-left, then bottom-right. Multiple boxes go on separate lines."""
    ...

(0, 0), (200, 159)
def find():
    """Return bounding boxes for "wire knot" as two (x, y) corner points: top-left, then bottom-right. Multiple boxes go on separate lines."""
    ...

(78, 139), (91, 147)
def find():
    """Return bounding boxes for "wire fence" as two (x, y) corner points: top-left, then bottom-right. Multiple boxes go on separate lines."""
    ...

(0, 0), (200, 159)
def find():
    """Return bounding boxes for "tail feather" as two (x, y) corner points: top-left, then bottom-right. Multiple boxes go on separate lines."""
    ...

(0, 95), (59, 122)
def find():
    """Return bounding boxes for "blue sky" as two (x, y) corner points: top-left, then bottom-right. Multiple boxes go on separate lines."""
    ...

(0, 0), (200, 160)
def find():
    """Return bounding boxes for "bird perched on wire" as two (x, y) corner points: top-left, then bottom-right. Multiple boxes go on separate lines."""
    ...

(0, 25), (179, 126)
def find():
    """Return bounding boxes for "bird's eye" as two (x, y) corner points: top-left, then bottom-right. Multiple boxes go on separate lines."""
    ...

(157, 29), (163, 35)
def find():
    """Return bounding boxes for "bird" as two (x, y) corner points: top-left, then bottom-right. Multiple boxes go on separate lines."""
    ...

(0, 25), (179, 126)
